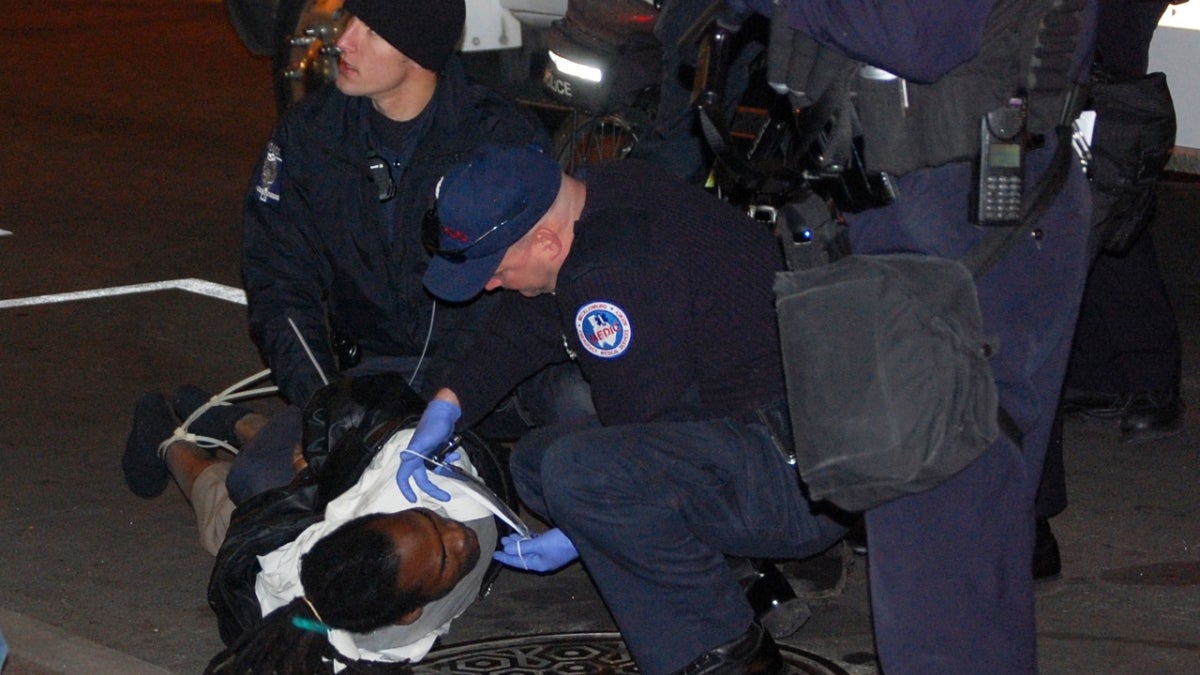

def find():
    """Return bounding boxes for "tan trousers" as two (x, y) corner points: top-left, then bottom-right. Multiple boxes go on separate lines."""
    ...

(190, 462), (235, 556)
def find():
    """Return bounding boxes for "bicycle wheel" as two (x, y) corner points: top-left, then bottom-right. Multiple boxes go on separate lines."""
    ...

(551, 110), (645, 174)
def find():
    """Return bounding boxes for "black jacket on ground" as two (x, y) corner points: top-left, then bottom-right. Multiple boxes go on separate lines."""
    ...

(242, 58), (547, 406)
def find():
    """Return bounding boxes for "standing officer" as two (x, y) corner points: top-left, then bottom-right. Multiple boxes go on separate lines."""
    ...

(1036, 0), (1183, 582)
(770, 0), (1096, 672)
(397, 142), (847, 674)
(1059, 0), (1184, 441)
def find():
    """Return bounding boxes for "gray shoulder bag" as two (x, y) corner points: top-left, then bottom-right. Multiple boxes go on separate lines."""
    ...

(774, 125), (1073, 512)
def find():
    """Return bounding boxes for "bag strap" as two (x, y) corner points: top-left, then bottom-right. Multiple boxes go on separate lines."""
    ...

(962, 0), (1091, 278)
(951, 118), (1079, 453)
(958, 121), (1077, 279)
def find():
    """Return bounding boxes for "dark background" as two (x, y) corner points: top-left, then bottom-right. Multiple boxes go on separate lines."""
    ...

(1, 1), (1198, 673)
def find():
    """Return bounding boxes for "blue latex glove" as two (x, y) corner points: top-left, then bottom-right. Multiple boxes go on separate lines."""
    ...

(396, 399), (460, 502)
(492, 528), (579, 572)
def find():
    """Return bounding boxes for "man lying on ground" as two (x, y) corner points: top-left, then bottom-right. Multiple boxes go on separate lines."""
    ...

(122, 374), (498, 671)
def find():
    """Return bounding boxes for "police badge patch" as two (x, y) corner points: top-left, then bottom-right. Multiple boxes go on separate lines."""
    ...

(575, 301), (632, 359)
(255, 141), (282, 204)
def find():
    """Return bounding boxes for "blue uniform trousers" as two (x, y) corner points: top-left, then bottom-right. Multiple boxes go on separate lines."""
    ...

(511, 416), (846, 675)
(848, 145), (1093, 673)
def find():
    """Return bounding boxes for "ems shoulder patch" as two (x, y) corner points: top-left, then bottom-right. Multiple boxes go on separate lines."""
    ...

(575, 301), (632, 359)
(255, 141), (283, 204)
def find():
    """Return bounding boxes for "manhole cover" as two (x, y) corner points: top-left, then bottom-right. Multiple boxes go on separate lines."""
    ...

(415, 632), (850, 674)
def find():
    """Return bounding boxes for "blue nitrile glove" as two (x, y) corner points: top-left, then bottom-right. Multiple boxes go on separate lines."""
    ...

(492, 528), (579, 572)
(396, 399), (460, 503)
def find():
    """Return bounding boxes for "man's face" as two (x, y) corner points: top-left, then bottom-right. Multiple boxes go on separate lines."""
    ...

(334, 16), (418, 101)
(483, 235), (558, 297)
(377, 507), (481, 604)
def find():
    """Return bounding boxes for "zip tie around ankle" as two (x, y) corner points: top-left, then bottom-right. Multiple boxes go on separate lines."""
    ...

(158, 369), (279, 458)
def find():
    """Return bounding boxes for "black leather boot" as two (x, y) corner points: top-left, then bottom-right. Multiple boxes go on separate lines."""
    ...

(1120, 389), (1185, 444)
(1061, 387), (1128, 419)
(728, 558), (811, 639)
(673, 622), (787, 675)
(1033, 517), (1062, 581)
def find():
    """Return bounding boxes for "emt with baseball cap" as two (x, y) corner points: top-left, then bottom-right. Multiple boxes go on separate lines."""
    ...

(396, 143), (846, 674)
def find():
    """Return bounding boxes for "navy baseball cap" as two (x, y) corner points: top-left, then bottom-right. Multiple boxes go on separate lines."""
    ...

(423, 144), (562, 302)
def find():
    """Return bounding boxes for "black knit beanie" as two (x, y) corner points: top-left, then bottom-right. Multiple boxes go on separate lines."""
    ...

(341, 0), (466, 73)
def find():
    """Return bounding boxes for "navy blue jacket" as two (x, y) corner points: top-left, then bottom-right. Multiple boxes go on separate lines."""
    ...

(446, 160), (786, 427)
(242, 58), (547, 406)
(783, 1), (994, 82)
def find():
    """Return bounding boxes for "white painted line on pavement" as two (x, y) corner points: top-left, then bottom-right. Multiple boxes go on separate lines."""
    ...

(0, 229), (12, 237)
(0, 278), (247, 310)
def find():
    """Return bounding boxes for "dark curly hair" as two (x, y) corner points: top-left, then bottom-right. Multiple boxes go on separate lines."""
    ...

(204, 513), (424, 674)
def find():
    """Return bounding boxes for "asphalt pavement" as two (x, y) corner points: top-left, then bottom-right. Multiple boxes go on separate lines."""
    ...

(1, 1), (1198, 673)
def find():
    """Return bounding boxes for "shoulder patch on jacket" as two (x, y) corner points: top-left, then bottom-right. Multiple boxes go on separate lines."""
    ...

(575, 301), (633, 359)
